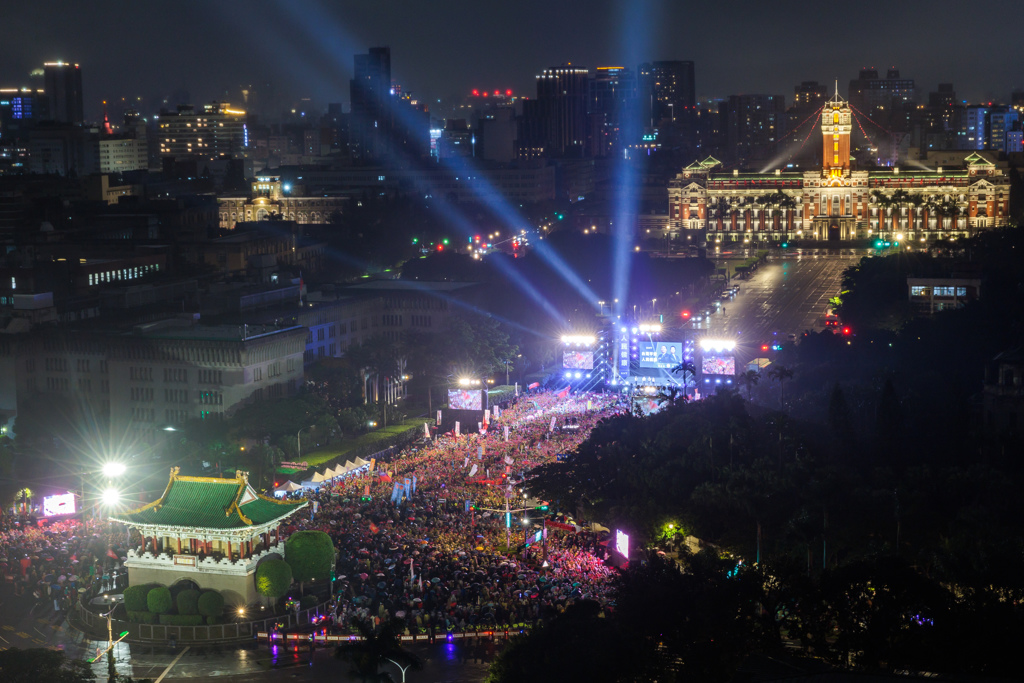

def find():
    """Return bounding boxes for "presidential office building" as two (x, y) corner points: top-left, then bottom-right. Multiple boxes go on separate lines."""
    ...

(217, 172), (347, 230)
(668, 92), (1012, 244)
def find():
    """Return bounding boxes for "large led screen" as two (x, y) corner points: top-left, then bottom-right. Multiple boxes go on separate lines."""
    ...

(448, 389), (483, 411)
(701, 355), (736, 375)
(615, 529), (629, 559)
(43, 492), (76, 517)
(562, 350), (594, 370)
(638, 341), (683, 369)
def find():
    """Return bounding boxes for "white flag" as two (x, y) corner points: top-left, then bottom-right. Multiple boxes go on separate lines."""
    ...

(504, 455), (514, 466)
(469, 464), (478, 477)
(463, 457), (470, 469)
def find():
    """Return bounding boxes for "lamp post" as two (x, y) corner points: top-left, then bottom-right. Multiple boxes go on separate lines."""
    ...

(296, 425), (314, 459)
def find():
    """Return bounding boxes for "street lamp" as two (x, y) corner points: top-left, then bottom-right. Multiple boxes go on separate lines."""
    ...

(102, 462), (127, 478)
(296, 425), (314, 458)
(101, 488), (121, 507)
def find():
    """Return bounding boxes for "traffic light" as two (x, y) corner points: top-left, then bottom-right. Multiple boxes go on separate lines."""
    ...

(535, 502), (549, 511)
(761, 344), (769, 352)
(681, 310), (691, 319)
(842, 327), (851, 336)
(556, 213), (564, 220)
(771, 343), (783, 351)
(781, 242), (789, 248)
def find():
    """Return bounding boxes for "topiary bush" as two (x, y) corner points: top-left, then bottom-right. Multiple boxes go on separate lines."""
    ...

(159, 614), (204, 626)
(123, 584), (156, 612)
(206, 615), (222, 625)
(284, 530), (335, 589)
(299, 594), (318, 610)
(176, 589), (200, 615)
(146, 586), (173, 615)
(197, 590), (224, 618)
(255, 558), (293, 602)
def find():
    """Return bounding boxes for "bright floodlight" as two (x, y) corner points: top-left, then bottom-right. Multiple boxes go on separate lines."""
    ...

(102, 462), (127, 477)
(700, 338), (737, 352)
(638, 324), (662, 334)
(101, 488), (121, 507)
(561, 334), (596, 346)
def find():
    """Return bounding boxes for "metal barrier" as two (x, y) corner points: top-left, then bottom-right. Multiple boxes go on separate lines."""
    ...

(256, 627), (532, 646)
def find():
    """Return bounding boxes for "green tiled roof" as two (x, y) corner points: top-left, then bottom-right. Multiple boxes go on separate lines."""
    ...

(111, 468), (306, 530)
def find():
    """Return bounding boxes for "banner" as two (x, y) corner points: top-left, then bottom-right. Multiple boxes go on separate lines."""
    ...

(503, 425), (509, 442)
(547, 520), (578, 532)
(404, 478), (412, 500)
(423, 423), (430, 438)
(463, 457), (469, 469)
(528, 382), (539, 390)
(477, 445), (484, 460)
(369, 458), (376, 473)
(469, 464), (478, 478)
(436, 410), (442, 425)
(363, 484), (370, 497)
(549, 416), (556, 432)
(494, 405), (500, 419)
(484, 409), (490, 423)
(477, 422), (483, 432)
(455, 421), (460, 437)
(412, 475), (417, 495)
(504, 455), (514, 466)
(515, 383), (519, 396)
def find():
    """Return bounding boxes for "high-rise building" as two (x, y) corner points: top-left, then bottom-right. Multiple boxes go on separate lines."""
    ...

(519, 66), (589, 158)
(349, 47), (392, 160)
(43, 61), (84, 125)
(847, 67), (915, 121)
(589, 66), (637, 155)
(638, 60), (696, 126)
(157, 102), (247, 159)
(719, 94), (786, 164)
(793, 81), (827, 109)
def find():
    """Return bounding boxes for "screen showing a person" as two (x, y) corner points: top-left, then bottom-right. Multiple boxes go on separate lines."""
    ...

(562, 350), (595, 370)
(448, 389), (483, 411)
(615, 529), (629, 559)
(42, 492), (76, 517)
(638, 341), (683, 369)
(701, 355), (736, 375)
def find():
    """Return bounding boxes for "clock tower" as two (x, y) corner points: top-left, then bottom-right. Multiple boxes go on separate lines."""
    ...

(821, 84), (852, 179)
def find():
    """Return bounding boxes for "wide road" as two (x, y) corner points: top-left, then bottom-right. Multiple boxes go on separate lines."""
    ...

(691, 247), (867, 369)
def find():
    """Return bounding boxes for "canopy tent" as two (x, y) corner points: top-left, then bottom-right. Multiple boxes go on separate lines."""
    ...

(273, 480), (301, 497)
(309, 471), (328, 483)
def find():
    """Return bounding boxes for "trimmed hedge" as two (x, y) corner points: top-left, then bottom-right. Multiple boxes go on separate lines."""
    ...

(299, 594), (318, 609)
(176, 589), (200, 616)
(284, 530), (334, 584)
(147, 586), (173, 615)
(126, 610), (159, 624)
(206, 616), (222, 625)
(197, 590), (224, 618)
(255, 558), (292, 600)
(123, 584), (155, 612)
(159, 614), (204, 626)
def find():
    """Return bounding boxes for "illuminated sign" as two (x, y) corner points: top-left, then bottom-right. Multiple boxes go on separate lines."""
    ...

(42, 492), (76, 517)
(615, 529), (629, 559)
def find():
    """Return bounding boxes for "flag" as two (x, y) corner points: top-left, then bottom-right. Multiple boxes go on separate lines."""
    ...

(404, 478), (412, 499)
(469, 464), (478, 478)
(369, 458), (376, 473)
(412, 475), (417, 495)
(477, 445), (484, 460)
(369, 522), (379, 534)
(436, 410), (442, 425)
(549, 416), (556, 431)
(494, 405), (500, 419)
(503, 425), (509, 441)
(454, 421), (460, 436)
(463, 457), (469, 469)
(504, 455), (514, 465)
(106, 549), (118, 561)
(556, 386), (570, 398)
(484, 409), (490, 424)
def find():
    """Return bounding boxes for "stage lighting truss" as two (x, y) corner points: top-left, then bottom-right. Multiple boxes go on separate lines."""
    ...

(561, 334), (597, 347)
(699, 338), (736, 352)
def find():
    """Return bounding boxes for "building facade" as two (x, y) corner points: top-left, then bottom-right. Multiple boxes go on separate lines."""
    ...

(158, 103), (247, 160)
(217, 173), (347, 229)
(668, 92), (1012, 244)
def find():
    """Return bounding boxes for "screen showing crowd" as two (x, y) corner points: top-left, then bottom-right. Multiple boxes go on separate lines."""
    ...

(562, 350), (595, 370)
(638, 341), (683, 369)
(701, 355), (736, 375)
(448, 389), (483, 411)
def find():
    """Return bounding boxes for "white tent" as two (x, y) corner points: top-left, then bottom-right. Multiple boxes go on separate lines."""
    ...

(309, 471), (328, 483)
(325, 465), (343, 479)
(273, 481), (301, 497)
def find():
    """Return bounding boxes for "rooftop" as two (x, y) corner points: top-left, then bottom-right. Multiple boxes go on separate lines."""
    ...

(111, 468), (306, 530)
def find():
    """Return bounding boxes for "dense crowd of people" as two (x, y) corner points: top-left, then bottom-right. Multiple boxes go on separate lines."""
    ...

(0, 513), (128, 615)
(289, 390), (628, 634)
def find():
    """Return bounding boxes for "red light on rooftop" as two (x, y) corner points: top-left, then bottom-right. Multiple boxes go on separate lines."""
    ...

(681, 310), (691, 319)
(472, 89), (479, 96)
(483, 92), (488, 97)
(506, 89), (512, 96)
(842, 327), (851, 335)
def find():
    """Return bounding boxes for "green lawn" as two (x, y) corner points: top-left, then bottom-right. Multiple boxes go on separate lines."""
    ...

(282, 418), (428, 471)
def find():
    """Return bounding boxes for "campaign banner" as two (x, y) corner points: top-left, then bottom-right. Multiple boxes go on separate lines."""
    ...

(503, 425), (509, 441)
(404, 478), (412, 500)
(436, 410), (442, 425)
(478, 445), (484, 460)
(412, 475), (417, 495)
(423, 423), (430, 438)
(547, 520), (577, 532)
(455, 421), (460, 436)
(463, 457), (470, 469)
(484, 409), (490, 423)
(369, 458), (376, 473)
(549, 416), (556, 432)
(494, 405), (500, 419)
(469, 464), (478, 478)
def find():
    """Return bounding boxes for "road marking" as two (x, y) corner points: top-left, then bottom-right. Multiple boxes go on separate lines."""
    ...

(154, 645), (190, 683)
(0, 634), (7, 643)
(2, 625), (13, 631)
(16, 631), (30, 639)
(34, 626), (49, 638)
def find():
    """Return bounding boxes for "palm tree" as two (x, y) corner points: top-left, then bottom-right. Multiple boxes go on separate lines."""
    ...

(768, 364), (794, 409)
(890, 189), (911, 233)
(335, 618), (421, 682)
(737, 369), (760, 402)
(871, 190), (895, 235)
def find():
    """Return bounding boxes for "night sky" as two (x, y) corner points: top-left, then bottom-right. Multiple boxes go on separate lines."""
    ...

(3, 0), (1020, 119)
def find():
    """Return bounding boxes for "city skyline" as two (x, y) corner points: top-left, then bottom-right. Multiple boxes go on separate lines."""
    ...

(1, 0), (1022, 120)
